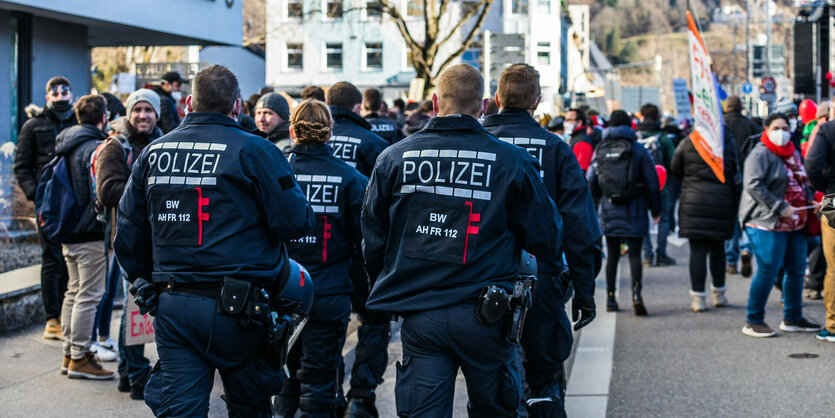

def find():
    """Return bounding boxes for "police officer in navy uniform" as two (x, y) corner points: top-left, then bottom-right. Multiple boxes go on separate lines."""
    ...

(273, 99), (369, 417)
(362, 64), (563, 416)
(362, 88), (404, 145)
(325, 82), (392, 417)
(114, 65), (316, 417)
(483, 64), (601, 418)
(326, 82), (388, 176)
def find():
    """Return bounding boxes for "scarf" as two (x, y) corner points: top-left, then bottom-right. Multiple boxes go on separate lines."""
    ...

(760, 130), (795, 158)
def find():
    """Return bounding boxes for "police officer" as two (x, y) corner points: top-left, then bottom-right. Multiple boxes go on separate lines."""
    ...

(254, 92), (292, 151)
(326, 82), (388, 176)
(361, 88), (404, 145)
(483, 64), (601, 417)
(272, 99), (368, 417)
(114, 65), (316, 417)
(326, 82), (391, 417)
(362, 64), (563, 416)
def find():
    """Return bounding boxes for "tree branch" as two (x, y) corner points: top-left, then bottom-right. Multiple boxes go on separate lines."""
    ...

(434, 0), (494, 77)
(436, 0), (491, 50)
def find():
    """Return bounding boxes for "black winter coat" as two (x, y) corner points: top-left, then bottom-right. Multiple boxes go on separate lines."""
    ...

(13, 109), (77, 201)
(54, 124), (107, 243)
(587, 126), (661, 237)
(723, 111), (761, 159)
(152, 86), (181, 133)
(806, 119), (835, 194)
(670, 137), (738, 240)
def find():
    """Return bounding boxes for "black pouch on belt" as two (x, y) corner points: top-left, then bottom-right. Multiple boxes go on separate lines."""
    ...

(218, 277), (251, 315)
(477, 285), (510, 325)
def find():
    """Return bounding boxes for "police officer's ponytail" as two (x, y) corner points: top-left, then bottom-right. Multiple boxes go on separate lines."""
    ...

(290, 99), (333, 144)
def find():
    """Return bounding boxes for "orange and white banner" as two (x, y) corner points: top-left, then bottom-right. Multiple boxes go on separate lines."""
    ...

(687, 11), (725, 183)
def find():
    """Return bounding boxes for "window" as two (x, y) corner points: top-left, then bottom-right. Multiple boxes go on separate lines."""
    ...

(327, 0), (343, 18)
(365, 42), (383, 70)
(537, 0), (550, 14)
(287, 43), (304, 70)
(287, 0), (303, 19)
(326, 43), (343, 70)
(407, 0), (424, 17)
(537, 42), (550, 65)
(511, 0), (528, 15)
(366, 0), (383, 17)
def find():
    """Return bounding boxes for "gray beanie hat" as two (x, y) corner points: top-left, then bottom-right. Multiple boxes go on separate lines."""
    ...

(126, 88), (161, 118)
(256, 93), (290, 120)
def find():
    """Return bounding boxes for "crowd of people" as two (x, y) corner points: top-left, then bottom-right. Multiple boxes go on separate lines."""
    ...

(9, 61), (835, 418)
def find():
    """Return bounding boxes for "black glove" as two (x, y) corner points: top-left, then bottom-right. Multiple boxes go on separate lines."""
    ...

(129, 278), (158, 316)
(571, 295), (596, 331)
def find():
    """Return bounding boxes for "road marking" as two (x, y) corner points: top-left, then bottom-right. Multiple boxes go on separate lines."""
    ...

(565, 253), (620, 417)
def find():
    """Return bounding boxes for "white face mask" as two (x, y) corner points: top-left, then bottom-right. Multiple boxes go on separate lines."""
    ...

(564, 122), (576, 134)
(789, 119), (798, 132)
(171, 91), (183, 102)
(768, 130), (791, 147)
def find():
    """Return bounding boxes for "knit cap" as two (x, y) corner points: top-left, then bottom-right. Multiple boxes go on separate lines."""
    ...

(126, 89), (161, 118)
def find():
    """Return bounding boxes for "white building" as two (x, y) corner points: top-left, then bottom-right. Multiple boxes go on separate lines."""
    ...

(265, 0), (565, 113)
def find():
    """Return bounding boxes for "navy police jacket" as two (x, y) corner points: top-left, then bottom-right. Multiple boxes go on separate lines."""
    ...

(114, 112), (316, 289)
(329, 106), (388, 177)
(286, 142), (368, 296)
(362, 114), (562, 313)
(483, 108), (602, 304)
(365, 113), (404, 145)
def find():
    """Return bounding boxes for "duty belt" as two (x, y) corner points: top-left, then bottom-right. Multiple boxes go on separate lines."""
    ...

(161, 280), (221, 299)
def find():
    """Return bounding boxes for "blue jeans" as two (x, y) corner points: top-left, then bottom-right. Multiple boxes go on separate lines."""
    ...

(725, 220), (752, 264)
(644, 192), (673, 259)
(118, 277), (151, 383)
(745, 227), (807, 324)
(92, 251), (120, 340)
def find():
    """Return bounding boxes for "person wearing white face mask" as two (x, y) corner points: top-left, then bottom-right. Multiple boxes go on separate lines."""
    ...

(152, 71), (188, 133)
(738, 113), (822, 338)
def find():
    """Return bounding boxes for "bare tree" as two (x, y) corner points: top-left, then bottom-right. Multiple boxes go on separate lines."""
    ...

(380, 0), (495, 98)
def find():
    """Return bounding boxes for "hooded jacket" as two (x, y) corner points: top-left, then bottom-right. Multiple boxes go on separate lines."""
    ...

(329, 106), (388, 177)
(152, 85), (181, 134)
(363, 115), (562, 313)
(54, 124), (107, 243)
(13, 105), (77, 201)
(568, 128), (594, 172)
(483, 108), (601, 306)
(587, 126), (661, 237)
(724, 110), (762, 159)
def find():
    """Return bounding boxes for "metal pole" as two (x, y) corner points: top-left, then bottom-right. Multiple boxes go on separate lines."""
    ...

(483, 30), (491, 99)
(765, 0), (772, 77)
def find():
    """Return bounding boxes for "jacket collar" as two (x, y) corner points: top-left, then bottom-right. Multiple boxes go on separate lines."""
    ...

(266, 121), (291, 143)
(152, 85), (173, 100)
(603, 126), (637, 142)
(330, 106), (373, 130)
(290, 142), (332, 155)
(364, 112), (381, 120)
(55, 124), (107, 155)
(482, 108), (539, 128)
(423, 114), (485, 132)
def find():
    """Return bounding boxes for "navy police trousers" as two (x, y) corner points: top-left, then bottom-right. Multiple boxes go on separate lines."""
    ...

(144, 292), (284, 417)
(396, 303), (521, 417)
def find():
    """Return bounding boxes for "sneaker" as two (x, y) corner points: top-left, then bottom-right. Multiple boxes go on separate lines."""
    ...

(91, 342), (118, 362)
(816, 329), (835, 342)
(740, 251), (753, 278)
(805, 289), (822, 300)
(742, 322), (776, 338)
(68, 353), (116, 380)
(712, 289), (728, 307)
(642, 258), (653, 268)
(726, 264), (738, 275)
(779, 318), (822, 333)
(61, 355), (70, 375)
(43, 318), (62, 341)
(97, 337), (118, 352)
(655, 254), (676, 266)
(690, 295), (706, 313)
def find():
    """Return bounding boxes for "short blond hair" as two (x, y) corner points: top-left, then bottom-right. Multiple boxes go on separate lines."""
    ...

(435, 64), (484, 117)
(290, 100), (333, 143)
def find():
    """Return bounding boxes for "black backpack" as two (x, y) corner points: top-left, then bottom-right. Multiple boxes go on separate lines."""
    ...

(638, 132), (665, 165)
(596, 138), (634, 204)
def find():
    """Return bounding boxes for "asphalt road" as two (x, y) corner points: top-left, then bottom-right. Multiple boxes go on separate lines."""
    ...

(1, 237), (833, 417)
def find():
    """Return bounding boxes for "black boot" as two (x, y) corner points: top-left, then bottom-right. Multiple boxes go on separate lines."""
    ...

(344, 396), (379, 418)
(632, 284), (647, 316)
(129, 366), (151, 400)
(117, 375), (131, 393)
(606, 292), (618, 312)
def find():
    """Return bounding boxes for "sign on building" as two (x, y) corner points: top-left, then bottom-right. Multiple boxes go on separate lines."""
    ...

(672, 78), (692, 116)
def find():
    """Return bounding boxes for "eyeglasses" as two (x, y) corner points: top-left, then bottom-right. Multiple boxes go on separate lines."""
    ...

(49, 85), (71, 94)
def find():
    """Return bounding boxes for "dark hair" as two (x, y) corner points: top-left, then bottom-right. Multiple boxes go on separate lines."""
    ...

(301, 85), (326, 102)
(418, 100), (434, 114)
(567, 108), (588, 125)
(393, 98), (405, 110)
(484, 99), (499, 116)
(363, 88), (382, 112)
(405, 102), (420, 112)
(609, 110), (632, 127)
(327, 82), (362, 110)
(764, 112), (789, 128)
(639, 103), (660, 121)
(497, 64), (541, 109)
(46, 76), (71, 92)
(101, 92), (126, 120)
(191, 65), (240, 114)
(74, 94), (107, 125)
